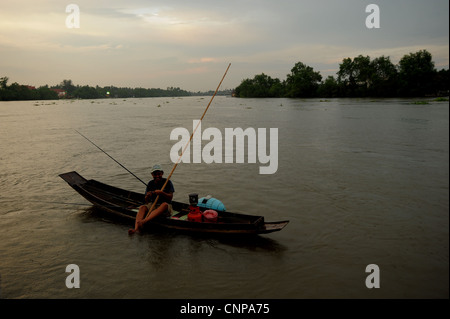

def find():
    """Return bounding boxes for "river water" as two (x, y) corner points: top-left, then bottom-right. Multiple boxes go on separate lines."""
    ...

(0, 96), (448, 299)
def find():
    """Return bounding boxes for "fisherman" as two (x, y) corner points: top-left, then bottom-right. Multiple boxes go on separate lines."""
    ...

(128, 164), (175, 235)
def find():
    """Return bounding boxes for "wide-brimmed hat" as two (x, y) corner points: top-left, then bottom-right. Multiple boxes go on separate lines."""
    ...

(151, 164), (163, 174)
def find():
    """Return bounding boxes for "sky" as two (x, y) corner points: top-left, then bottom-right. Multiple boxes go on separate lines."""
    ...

(0, 0), (448, 92)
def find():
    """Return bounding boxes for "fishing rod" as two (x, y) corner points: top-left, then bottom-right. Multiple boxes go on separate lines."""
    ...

(75, 129), (147, 186)
(145, 63), (231, 219)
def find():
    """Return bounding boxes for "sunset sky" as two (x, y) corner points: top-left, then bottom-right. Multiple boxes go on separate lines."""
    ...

(0, 0), (448, 91)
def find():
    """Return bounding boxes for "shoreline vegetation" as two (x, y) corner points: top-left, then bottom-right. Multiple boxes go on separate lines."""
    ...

(1, 50), (448, 102)
(0, 77), (232, 101)
(234, 50), (448, 99)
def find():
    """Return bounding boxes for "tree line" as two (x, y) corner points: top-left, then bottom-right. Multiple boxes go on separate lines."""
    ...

(0, 78), (194, 101)
(58, 80), (193, 99)
(0, 77), (60, 100)
(234, 50), (449, 98)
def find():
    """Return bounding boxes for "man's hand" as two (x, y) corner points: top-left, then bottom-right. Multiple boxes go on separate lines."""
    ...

(144, 191), (154, 202)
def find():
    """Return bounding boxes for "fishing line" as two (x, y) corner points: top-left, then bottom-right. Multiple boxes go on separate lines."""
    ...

(74, 129), (147, 186)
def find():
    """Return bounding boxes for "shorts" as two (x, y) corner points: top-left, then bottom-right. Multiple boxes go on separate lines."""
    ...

(144, 202), (173, 217)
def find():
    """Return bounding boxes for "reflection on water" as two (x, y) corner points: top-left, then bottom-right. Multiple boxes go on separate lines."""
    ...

(80, 206), (288, 254)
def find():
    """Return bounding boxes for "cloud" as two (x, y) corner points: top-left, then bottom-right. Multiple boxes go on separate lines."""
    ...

(188, 57), (218, 64)
(0, 0), (448, 91)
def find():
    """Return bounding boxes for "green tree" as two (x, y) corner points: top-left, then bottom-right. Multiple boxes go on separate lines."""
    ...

(234, 78), (253, 97)
(0, 77), (9, 100)
(0, 76), (8, 89)
(433, 69), (449, 96)
(285, 62), (322, 98)
(234, 73), (283, 98)
(369, 56), (398, 97)
(252, 73), (279, 97)
(73, 85), (99, 99)
(353, 55), (372, 96)
(318, 76), (339, 98)
(337, 57), (357, 96)
(7, 82), (38, 100)
(337, 55), (373, 97)
(36, 86), (59, 100)
(398, 50), (436, 96)
(60, 79), (76, 96)
(268, 78), (285, 97)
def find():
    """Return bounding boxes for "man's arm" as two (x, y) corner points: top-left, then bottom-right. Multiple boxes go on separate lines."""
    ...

(154, 190), (173, 201)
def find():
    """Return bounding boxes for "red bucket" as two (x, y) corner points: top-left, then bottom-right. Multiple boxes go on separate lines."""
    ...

(188, 206), (203, 222)
(188, 212), (202, 222)
(202, 210), (218, 223)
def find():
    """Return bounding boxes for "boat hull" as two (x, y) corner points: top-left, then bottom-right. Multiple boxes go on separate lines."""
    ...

(59, 171), (289, 235)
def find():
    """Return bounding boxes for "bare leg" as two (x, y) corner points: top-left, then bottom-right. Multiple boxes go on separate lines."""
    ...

(128, 203), (168, 235)
(143, 202), (168, 223)
(128, 205), (148, 235)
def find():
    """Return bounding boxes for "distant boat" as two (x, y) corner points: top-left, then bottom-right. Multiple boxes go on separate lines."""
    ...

(59, 171), (289, 235)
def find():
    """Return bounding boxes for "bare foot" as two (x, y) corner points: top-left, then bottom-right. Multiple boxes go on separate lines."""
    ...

(128, 228), (137, 235)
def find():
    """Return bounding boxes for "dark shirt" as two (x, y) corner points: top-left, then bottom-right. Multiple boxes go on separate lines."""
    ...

(144, 178), (175, 204)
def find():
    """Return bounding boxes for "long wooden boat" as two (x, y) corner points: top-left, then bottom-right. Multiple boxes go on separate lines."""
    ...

(59, 171), (289, 235)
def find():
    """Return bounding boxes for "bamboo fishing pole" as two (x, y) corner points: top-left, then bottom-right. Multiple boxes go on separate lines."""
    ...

(145, 63), (231, 219)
